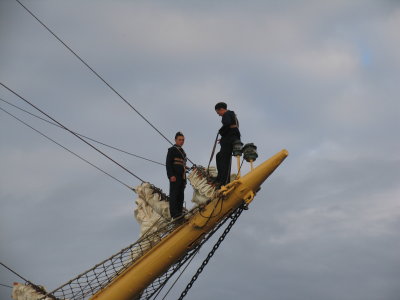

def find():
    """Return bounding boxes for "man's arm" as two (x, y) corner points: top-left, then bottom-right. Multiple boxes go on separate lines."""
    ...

(218, 111), (234, 135)
(166, 148), (176, 180)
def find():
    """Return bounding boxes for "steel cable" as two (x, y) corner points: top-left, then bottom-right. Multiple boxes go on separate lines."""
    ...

(0, 105), (134, 190)
(14, 0), (196, 166)
(177, 206), (244, 300)
(0, 262), (46, 295)
(0, 262), (30, 284)
(16, 1), (170, 146)
(1, 81), (145, 182)
(0, 97), (165, 167)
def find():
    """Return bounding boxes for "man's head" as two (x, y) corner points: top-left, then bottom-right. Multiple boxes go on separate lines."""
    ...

(215, 102), (228, 116)
(175, 132), (185, 146)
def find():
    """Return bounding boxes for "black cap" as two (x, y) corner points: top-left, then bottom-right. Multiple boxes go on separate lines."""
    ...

(215, 102), (227, 110)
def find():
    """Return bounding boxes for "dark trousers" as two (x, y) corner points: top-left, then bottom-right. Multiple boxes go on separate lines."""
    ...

(216, 139), (233, 185)
(169, 179), (185, 219)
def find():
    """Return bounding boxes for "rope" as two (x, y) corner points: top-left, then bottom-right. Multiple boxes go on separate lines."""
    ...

(0, 97), (165, 167)
(0, 283), (13, 289)
(157, 249), (200, 300)
(0, 262), (29, 284)
(0, 81), (145, 182)
(148, 203), (237, 300)
(147, 247), (199, 300)
(177, 206), (244, 300)
(0, 105), (133, 190)
(41, 206), (199, 300)
(39, 195), (238, 300)
(14, 0), (172, 147)
(207, 132), (219, 174)
(14, 0), (198, 166)
(0, 262), (42, 293)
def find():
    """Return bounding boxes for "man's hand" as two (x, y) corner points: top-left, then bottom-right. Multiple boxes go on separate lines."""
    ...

(170, 176), (177, 182)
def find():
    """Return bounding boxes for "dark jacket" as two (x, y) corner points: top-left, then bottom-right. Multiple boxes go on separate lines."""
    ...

(219, 110), (241, 140)
(166, 145), (187, 180)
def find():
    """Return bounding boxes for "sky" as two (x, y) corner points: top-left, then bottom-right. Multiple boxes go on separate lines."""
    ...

(1, 0), (400, 299)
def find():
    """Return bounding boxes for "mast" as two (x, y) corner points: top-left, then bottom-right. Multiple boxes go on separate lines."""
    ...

(90, 149), (288, 300)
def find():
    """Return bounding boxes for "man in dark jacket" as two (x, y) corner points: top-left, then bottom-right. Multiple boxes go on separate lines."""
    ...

(166, 132), (187, 219)
(214, 102), (241, 185)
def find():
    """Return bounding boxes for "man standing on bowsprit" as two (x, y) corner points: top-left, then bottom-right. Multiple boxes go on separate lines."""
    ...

(166, 132), (187, 219)
(214, 102), (241, 186)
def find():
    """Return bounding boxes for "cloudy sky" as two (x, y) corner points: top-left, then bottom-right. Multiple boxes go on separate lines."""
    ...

(1, 0), (400, 299)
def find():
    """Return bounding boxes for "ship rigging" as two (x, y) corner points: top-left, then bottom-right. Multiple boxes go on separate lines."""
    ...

(1, 1), (288, 299)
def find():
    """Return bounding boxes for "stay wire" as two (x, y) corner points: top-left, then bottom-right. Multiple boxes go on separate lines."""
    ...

(14, 0), (195, 166)
(207, 132), (219, 174)
(158, 248), (201, 300)
(152, 205), (235, 300)
(0, 97), (165, 167)
(0, 105), (133, 190)
(0, 262), (31, 285)
(0, 262), (48, 296)
(0, 81), (145, 183)
(177, 206), (244, 300)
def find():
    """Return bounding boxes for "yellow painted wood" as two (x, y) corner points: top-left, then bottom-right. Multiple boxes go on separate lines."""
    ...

(90, 149), (288, 300)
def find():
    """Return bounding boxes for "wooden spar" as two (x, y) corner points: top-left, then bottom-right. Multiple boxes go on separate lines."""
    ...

(90, 149), (288, 300)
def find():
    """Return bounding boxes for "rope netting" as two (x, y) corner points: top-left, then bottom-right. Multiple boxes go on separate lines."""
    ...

(39, 203), (236, 300)
(41, 216), (179, 300)
(33, 170), (234, 300)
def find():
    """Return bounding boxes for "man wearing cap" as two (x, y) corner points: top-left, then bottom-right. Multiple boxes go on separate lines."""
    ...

(166, 132), (187, 219)
(214, 102), (241, 185)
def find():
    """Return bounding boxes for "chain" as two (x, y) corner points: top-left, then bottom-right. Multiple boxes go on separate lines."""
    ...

(177, 205), (244, 300)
